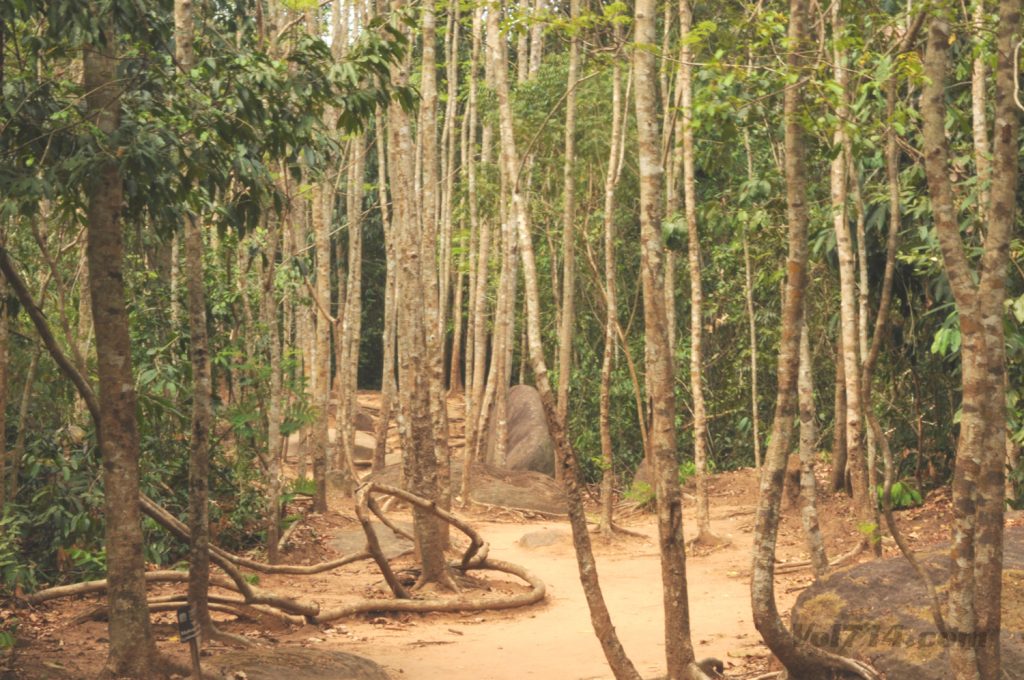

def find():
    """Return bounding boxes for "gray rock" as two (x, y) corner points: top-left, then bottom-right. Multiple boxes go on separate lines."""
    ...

(485, 385), (555, 477)
(517, 528), (570, 549)
(329, 519), (413, 560)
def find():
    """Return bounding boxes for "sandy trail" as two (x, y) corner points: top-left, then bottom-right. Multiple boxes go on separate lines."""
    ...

(283, 499), (787, 680)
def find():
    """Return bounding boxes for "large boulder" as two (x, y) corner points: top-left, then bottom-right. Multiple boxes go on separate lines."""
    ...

(211, 648), (389, 680)
(485, 385), (555, 477)
(790, 525), (1024, 680)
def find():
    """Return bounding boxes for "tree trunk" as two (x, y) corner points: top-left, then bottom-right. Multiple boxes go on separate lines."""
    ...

(175, 0), (216, 637)
(388, 5), (449, 584)
(461, 5), (489, 501)
(374, 111), (397, 474)
(634, 0), (706, 676)
(829, 3), (875, 548)
(262, 220), (285, 564)
(0, 275), (7, 509)
(798, 321), (828, 579)
(337, 137), (366, 484)
(750, 4), (879, 677)
(9, 346), (40, 502)
(741, 131), (761, 471)
(830, 330), (849, 492)
(554, 0), (578, 437)
(920, 3), (1020, 675)
(419, 0), (452, 543)
(680, 0), (714, 544)
(490, 5), (642, 676)
(598, 25), (625, 533)
(83, 11), (160, 674)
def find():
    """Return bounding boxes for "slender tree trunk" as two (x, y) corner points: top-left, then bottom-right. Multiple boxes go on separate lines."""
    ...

(263, 221), (285, 563)
(679, 0), (714, 544)
(554, 0), (578, 437)
(311, 181), (332, 510)
(634, 0), (707, 676)
(798, 321), (828, 579)
(83, 12), (160, 674)
(741, 132), (762, 471)
(419, 0), (452, 537)
(9, 346), (39, 502)
(528, 0), (543, 77)
(461, 5), (488, 500)
(598, 35), (625, 532)
(0, 277), (7, 509)
(175, 0), (216, 637)
(374, 111), (397, 474)
(490, 6), (641, 676)
(742, 233), (762, 470)
(848, 155), (876, 503)
(829, 3), (875, 547)
(338, 137), (366, 485)
(830, 330), (849, 492)
(750, 4), (879, 677)
(970, 0), (991, 222)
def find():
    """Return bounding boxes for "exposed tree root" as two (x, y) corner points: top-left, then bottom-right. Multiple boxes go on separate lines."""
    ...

(313, 557), (545, 622)
(594, 521), (647, 539)
(25, 485), (546, 631)
(355, 484), (410, 599)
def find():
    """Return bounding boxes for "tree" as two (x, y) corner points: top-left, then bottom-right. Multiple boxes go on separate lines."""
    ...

(919, 2), (1020, 676)
(749, 1), (878, 677)
(174, 0), (217, 639)
(633, 0), (706, 676)
(83, 8), (162, 675)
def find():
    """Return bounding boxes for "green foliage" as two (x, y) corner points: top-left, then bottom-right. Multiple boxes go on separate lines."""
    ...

(877, 482), (924, 510)
(624, 481), (656, 509)
(289, 477), (318, 497)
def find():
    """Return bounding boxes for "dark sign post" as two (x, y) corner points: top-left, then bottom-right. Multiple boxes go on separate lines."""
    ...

(176, 605), (201, 679)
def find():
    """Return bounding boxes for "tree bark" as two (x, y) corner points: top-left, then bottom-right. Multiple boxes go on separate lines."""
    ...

(554, 0), (578, 437)
(419, 0), (453, 544)
(920, 3), (1020, 676)
(741, 132), (762, 471)
(490, 5), (642, 676)
(388, 3), (449, 584)
(750, 3), (879, 677)
(174, 0), (216, 637)
(374, 110), (397, 474)
(829, 2), (875, 548)
(680, 0), (714, 544)
(0, 274), (7, 509)
(830, 330), (849, 492)
(634, 0), (707, 676)
(598, 26), (625, 533)
(83, 10), (161, 674)
(337, 137), (366, 484)
(798, 321), (828, 579)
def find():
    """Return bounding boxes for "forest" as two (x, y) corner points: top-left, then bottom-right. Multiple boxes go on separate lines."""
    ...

(0, 0), (1021, 678)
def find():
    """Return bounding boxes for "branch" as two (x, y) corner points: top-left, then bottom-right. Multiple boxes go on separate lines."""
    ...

(0, 247), (101, 429)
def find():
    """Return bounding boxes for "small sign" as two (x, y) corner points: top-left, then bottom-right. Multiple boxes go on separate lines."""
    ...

(176, 606), (199, 643)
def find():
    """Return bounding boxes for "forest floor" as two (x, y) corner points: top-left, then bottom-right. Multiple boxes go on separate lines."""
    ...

(6, 392), (962, 680)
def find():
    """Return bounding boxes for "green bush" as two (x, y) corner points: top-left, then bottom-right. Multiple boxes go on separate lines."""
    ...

(876, 481), (923, 510)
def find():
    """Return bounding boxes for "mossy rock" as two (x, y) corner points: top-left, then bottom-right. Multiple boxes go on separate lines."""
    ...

(210, 647), (389, 680)
(790, 525), (1024, 679)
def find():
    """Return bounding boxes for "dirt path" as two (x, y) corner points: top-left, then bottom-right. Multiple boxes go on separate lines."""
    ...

(272, 489), (790, 680)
